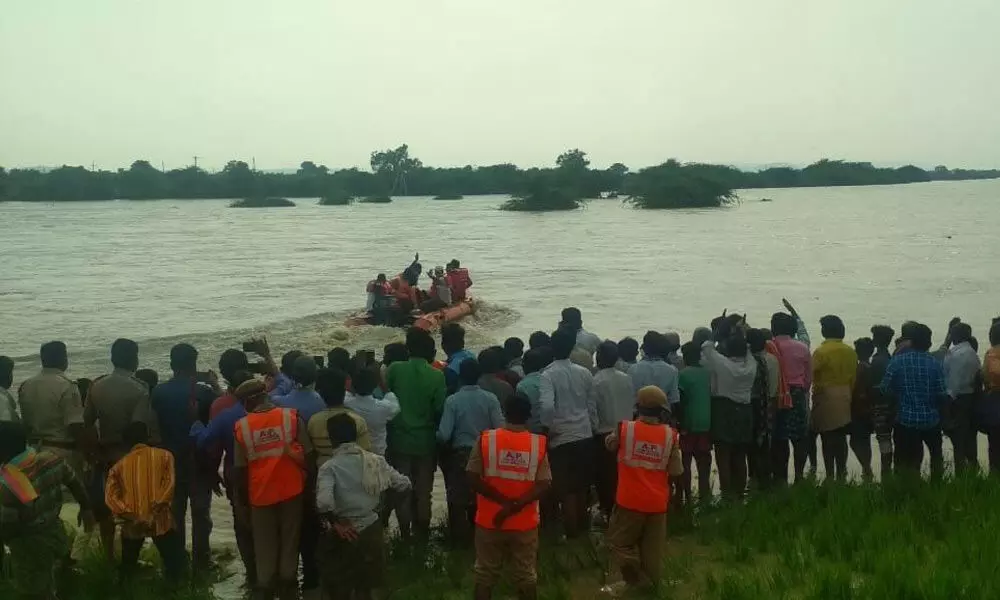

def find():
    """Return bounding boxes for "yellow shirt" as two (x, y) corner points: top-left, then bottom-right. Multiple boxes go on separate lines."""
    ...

(812, 340), (858, 391)
(306, 407), (371, 468)
(105, 444), (175, 538)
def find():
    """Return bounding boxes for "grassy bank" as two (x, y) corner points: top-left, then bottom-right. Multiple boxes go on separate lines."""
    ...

(384, 474), (1000, 599)
(12, 475), (997, 598)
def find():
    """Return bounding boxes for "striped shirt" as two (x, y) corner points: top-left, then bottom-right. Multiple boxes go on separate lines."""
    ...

(0, 449), (78, 529)
(105, 444), (176, 537)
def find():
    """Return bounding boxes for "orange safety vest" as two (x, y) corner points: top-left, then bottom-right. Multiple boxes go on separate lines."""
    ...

(234, 407), (306, 507)
(475, 428), (546, 532)
(615, 420), (678, 513)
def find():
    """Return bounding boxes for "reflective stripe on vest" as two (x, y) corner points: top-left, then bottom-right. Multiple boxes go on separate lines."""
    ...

(484, 429), (540, 481)
(619, 420), (671, 470)
(239, 407), (294, 461)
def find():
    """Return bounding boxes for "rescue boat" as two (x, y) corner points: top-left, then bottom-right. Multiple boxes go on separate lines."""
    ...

(344, 297), (477, 330)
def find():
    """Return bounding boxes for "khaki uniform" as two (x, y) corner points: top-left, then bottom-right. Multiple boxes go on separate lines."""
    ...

(466, 429), (552, 588)
(18, 368), (86, 478)
(86, 368), (154, 458)
(604, 417), (684, 585)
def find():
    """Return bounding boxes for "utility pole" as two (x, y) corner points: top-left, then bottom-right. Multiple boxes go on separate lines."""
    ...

(161, 160), (165, 172)
(252, 156), (256, 172)
(193, 155), (200, 169)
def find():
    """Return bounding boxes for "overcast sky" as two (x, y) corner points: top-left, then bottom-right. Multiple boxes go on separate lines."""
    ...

(2, 0), (998, 171)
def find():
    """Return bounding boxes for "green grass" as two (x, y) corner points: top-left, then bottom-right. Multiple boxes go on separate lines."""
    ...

(16, 475), (999, 599)
(1, 527), (230, 600)
(384, 474), (1000, 599)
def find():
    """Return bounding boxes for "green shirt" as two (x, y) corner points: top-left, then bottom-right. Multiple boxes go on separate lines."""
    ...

(386, 358), (447, 456)
(678, 366), (712, 433)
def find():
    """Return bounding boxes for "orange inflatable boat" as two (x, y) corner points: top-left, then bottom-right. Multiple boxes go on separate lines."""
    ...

(344, 297), (477, 330)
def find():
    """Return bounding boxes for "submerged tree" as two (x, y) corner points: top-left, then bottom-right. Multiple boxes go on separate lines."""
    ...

(624, 161), (738, 209)
(370, 144), (422, 195)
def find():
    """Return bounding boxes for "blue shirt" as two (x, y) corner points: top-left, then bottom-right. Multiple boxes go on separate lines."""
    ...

(628, 357), (680, 405)
(436, 385), (504, 449)
(191, 402), (246, 471)
(516, 372), (544, 433)
(274, 387), (326, 423)
(269, 373), (296, 400)
(880, 350), (947, 429)
(445, 349), (475, 394)
(151, 376), (217, 460)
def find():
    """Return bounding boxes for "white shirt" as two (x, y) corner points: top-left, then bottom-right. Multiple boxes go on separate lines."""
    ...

(539, 359), (597, 448)
(344, 392), (401, 455)
(944, 342), (982, 397)
(591, 368), (636, 434)
(700, 340), (757, 405)
(576, 329), (602, 356)
(0, 388), (19, 422)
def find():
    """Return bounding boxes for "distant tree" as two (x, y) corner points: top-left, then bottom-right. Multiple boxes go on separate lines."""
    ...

(370, 144), (422, 195)
(295, 160), (331, 196)
(624, 162), (737, 209)
(118, 160), (168, 200)
(222, 160), (255, 198)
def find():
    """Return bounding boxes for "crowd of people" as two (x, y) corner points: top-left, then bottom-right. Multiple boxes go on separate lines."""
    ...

(2, 300), (1000, 600)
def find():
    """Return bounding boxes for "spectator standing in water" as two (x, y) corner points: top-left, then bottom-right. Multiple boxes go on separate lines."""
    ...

(981, 321), (1000, 472)
(702, 318), (756, 500)
(316, 414), (411, 600)
(105, 421), (187, 581)
(17, 341), (88, 487)
(560, 307), (602, 357)
(616, 337), (639, 373)
(386, 328), (446, 542)
(477, 346), (516, 404)
(538, 327), (596, 538)
(271, 350), (304, 400)
(677, 341), (713, 502)
(769, 312), (812, 483)
(0, 421), (94, 600)
(274, 355), (327, 595)
(442, 323), (476, 395)
(851, 337), (876, 480)
(467, 393), (551, 600)
(880, 322), (947, 479)
(233, 379), (314, 600)
(604, 386), (683, 594)
(591, 341), (636, 517)
(628, 331), (681, 408)
(811, 316), (857, 481)
(505, 337), (526, 378)
(869, 325), (896, 476)
(437, 358), (504, 543)
(345, 366), (400, 456)
(150, 343), (220, 572)
(0, 356), (19, 422)
(943, 322), (982, 471)
(85, 338), (155, 560)
(517, 348), (552, 434)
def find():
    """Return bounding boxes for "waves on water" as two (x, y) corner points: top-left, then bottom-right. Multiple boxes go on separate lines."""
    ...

(10, 301), (521, 383)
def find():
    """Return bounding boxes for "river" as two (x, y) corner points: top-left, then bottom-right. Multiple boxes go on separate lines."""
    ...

(5, 179), (999, 589)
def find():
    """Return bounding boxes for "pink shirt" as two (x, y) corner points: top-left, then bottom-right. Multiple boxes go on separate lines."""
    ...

(772, 335), (812, 389)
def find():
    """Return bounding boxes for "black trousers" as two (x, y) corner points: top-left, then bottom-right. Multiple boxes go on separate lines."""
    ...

(894, 424), (943, 479)
(121, 529), (187, 580)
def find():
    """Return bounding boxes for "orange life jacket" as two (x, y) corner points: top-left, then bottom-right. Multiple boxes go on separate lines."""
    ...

(615, 420), (678, 513)
(475, 428), (546, 531)
(393, 275), (419, 306)
(234, 407), (306, 507)
(447, 268), (472, 301)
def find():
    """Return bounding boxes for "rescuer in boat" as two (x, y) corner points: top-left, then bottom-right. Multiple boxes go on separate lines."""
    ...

(446, 259), (472, 302)
(395, 254), (423, 313)
(366, 274), (393, 325)
(421, 266), (452, 313)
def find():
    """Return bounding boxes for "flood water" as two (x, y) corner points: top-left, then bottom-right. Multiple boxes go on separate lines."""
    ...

(5, 179), (999, 589)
